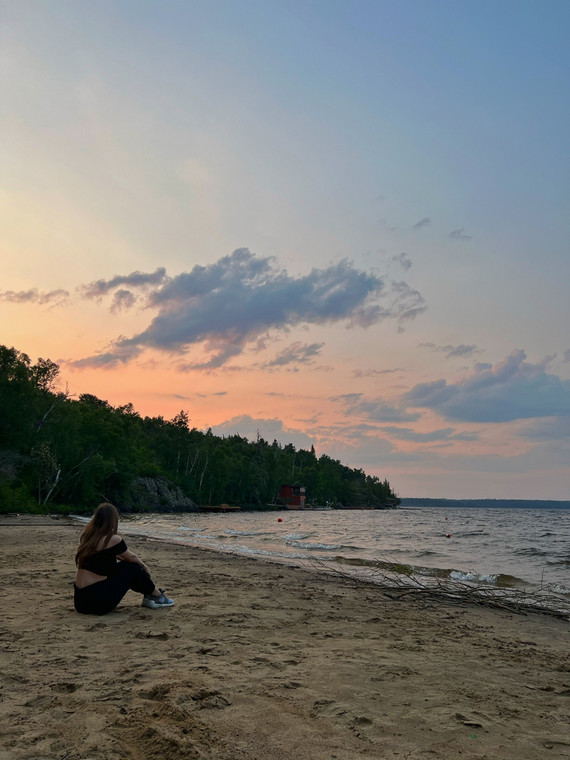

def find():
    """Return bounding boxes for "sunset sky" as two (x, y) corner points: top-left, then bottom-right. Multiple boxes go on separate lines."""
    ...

(1, 1), (569, 499)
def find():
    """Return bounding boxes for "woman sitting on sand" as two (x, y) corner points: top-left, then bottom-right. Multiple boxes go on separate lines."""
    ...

(74, 502), (174, 615)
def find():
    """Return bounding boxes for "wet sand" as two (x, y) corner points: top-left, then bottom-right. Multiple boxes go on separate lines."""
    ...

(0, 515), (568, 760)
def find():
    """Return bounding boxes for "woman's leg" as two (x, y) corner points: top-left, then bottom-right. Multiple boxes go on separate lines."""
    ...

(74, 564), (156, 615)
(114, 562), (156, 595)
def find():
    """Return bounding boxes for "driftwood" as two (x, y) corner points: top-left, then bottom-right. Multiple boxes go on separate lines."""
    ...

(312, 556), (570, 621)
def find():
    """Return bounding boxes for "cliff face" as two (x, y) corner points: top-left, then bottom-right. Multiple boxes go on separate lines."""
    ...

(123, 476), (198, 512)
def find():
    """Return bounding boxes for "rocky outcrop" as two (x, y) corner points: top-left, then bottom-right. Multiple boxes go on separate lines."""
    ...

(122, 476), (198, 512)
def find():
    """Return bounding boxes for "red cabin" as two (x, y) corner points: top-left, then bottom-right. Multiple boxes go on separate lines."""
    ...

(278, 484), (306, 509)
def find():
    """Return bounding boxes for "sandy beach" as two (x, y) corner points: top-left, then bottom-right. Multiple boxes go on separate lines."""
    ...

(0, 515), (568, 760)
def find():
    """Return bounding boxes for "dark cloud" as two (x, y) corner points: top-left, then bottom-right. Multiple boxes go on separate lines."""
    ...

(263, 342), (324, 368)
(411, 217), (431, 230)
(403, 349), (570, 422)
(449, 229), (472, 241)
(0, 288), (69, 306)
(80, 267), (167, 300)
(110, 289), (137, 313)
(419, 342), (482, 359)
(71, 249), (426, 369)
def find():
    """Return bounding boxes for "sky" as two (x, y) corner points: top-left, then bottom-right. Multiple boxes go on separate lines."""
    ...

(1, 0), (569, 499)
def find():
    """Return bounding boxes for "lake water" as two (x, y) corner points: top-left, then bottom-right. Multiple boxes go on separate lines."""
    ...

(111, 506), (569, 600)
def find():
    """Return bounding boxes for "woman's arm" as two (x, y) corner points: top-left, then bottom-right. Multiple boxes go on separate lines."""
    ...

(112, 535), (151, 575)
(118, 547), (151, 575)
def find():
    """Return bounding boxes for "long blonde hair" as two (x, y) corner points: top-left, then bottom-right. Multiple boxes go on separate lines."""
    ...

(75, 503), (119, 568)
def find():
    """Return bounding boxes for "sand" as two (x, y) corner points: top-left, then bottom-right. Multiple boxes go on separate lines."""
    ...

(0, 515), (568, 760)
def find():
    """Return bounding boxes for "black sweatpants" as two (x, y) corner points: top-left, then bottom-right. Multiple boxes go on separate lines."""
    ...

(74, 562), (155, 615)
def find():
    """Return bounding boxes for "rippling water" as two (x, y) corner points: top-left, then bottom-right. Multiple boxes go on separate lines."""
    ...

(108, 506), (569, 598)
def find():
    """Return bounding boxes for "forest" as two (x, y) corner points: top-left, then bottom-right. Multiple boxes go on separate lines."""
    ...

(0, 345), (399, 514)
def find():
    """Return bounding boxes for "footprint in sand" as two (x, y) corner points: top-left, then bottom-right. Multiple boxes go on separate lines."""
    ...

(86, 622), (108, 632)
(50, 682), (80, 693)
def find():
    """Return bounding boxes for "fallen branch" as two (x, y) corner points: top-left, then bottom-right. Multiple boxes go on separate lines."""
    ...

(311, 556), (570, 621)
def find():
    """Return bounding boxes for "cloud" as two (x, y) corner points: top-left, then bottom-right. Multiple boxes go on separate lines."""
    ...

(210, 414), (315, 450)
(331, 392), (363, 403)
(403, 349), (570, 422)
(449, 229), (472, 241)
(0, 288), (69, 306)
(80, 267), (167, 300)
(310, 422), (408, 468)
(263, 341), (324, 368)
(389, 281), (427, 330)
(521, 416), (570, 441)
(71, 249), (426, 369)
(411, 217), (431, 230)
(379, 426), (479, 443)
(537, 354), (556, 369)
(390, 252), (412, 271)
(332, 393), (421, 423)
(563, 349), (570, 363)
(352, 368), (401, 378)
(419, 342), (482, 359)
(110, 289), (137, 313)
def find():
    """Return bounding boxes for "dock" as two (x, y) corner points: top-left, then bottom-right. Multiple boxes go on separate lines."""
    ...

(197, 504), (241, 513)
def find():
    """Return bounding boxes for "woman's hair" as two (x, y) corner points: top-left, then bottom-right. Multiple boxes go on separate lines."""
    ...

(75, 503), (119, 567)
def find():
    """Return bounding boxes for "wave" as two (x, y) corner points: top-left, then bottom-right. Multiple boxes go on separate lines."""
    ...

(542, 582), (570, 595)
(515, 547), (550, 557)
(287, 540), (345, 551)
(330, 555), (529, 588)
(447, 570), (527, 587)
(193, 542), (311, 561)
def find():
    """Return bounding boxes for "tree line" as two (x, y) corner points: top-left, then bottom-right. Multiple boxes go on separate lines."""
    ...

(0, 345), (399, 513)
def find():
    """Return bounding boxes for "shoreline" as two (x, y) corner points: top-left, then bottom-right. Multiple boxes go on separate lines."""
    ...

(102, 512), (570, 615)
(13, 511), (570, 618)
(1, 515), (569, 760)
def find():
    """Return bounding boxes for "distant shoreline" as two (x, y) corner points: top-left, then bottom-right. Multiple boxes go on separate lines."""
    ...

(400, 498), (570, 509)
